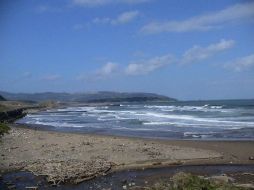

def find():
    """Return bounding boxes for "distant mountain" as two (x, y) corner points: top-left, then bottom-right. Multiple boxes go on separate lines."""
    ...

(0, 91), (177, 103)
(0, 95), (6, 101)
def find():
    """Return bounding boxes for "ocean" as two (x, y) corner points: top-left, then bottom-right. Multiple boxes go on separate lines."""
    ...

(17, 99), (254, 140)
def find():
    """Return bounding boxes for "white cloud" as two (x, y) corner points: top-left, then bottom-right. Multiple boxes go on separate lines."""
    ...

(72, 0), (151, 7)
(125, 54), (174, 75)
(78, 62), (119, 81)
(96, 62), (118, 76)
(141, 2), (254, 34)
(37, 5), (50, 13)
(112, 10), (139, 25)
(227, 54), (254, 71)
(42, 74), (61, 81)
(35, 5), (63, 13)
(181, 39), (235, 64)
(22, 72), (32, 78)
(93, 10), (139, 25)
(77, 39), (238, 80)
(125, 39), (235, 76)
(93, 17), (111, 24)
(73, 24), (85, 30)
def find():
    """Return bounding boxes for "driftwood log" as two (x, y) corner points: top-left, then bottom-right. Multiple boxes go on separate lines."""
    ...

(24, 159), (111, 185)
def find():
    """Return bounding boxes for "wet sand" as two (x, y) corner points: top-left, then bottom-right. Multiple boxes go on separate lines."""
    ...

(0, 125), (254, 184)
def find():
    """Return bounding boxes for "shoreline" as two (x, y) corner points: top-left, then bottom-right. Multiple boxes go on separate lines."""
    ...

(12, 123), (254, 165)
(15, 123), (254, 142)
(1, 124), (254, 185)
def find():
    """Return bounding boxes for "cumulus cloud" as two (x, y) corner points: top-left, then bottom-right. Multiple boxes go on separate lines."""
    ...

(78, 62), (118, 81)
(181, 39), (235, 64)
(93, 11), (139, 25)
(227, 54), (254, 71)
(77, 39), (238, 79)
(125, 54), (174, 75)
(141, 2), (254, 34)
(72, 0), (151, 7)
(125, 39), (235, 75)
(96, 62), (118, 76)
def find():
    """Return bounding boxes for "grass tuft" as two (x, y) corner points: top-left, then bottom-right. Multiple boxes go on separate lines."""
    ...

(0, 123), (10, 137)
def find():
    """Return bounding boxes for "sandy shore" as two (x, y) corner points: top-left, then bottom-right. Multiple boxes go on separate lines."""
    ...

(1, 125), (254, 184)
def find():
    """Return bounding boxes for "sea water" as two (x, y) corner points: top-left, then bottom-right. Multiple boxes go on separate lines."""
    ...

(17, 99), (254, 140)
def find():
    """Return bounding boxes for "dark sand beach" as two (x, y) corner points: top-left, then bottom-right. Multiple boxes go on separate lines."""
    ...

(1, 124), (254, 188)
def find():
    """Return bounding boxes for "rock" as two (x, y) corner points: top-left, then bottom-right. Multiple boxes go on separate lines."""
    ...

(122, 185), (127, 190)
(152, 162), (162, 166)
(249, 156), (254, 160)
(209, 175), (235, 184)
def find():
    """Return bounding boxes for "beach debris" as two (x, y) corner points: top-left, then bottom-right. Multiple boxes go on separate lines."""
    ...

(235, 183), (254, 189)
(24, 159), (111, 185)
(122, 185), (127, 189)
(7, 184), (16, 189)
(25, 186), (38, 190)
(249, 156), (254, 160)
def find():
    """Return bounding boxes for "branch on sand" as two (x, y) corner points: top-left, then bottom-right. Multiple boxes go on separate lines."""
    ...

(24, 159), (111, 186)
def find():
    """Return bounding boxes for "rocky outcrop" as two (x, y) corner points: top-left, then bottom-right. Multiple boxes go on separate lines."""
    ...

(0, 108), (26, 123)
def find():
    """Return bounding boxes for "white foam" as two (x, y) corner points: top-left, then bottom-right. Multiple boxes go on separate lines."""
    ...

(20, 105), (254, 132)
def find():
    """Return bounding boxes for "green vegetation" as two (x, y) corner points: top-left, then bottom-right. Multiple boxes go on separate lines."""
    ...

(149, 173), (247, 190)
(0, 123), (10, 137)
(0, 91), (177, 103)
(39, 100), (58, 108)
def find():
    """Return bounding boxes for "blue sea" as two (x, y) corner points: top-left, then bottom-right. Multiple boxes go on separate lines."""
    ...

(17, 99), (254, 140)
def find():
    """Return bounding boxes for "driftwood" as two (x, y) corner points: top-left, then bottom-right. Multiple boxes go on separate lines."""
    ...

(24, 159), (111, 185)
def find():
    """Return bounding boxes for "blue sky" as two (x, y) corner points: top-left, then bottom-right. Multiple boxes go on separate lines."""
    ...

(0, 0), (254, 100)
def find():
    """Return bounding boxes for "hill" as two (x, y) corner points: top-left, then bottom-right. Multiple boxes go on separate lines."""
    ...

(0, 91), (177, 103)
(0, 95), (6, 101)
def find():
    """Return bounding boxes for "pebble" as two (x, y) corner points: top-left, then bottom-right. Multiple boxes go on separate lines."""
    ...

(122, 185), (127, 189)
(249, 156), (254, 160)
(7, 184), (16, 189)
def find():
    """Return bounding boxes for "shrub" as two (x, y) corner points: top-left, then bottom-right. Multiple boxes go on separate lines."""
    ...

(149, 172), (247, 190)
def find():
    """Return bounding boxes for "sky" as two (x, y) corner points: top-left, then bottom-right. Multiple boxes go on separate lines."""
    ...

(0, 0), (254, 100)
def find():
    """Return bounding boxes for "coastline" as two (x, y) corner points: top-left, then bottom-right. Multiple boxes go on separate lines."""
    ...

(1, 124), (254, 185)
